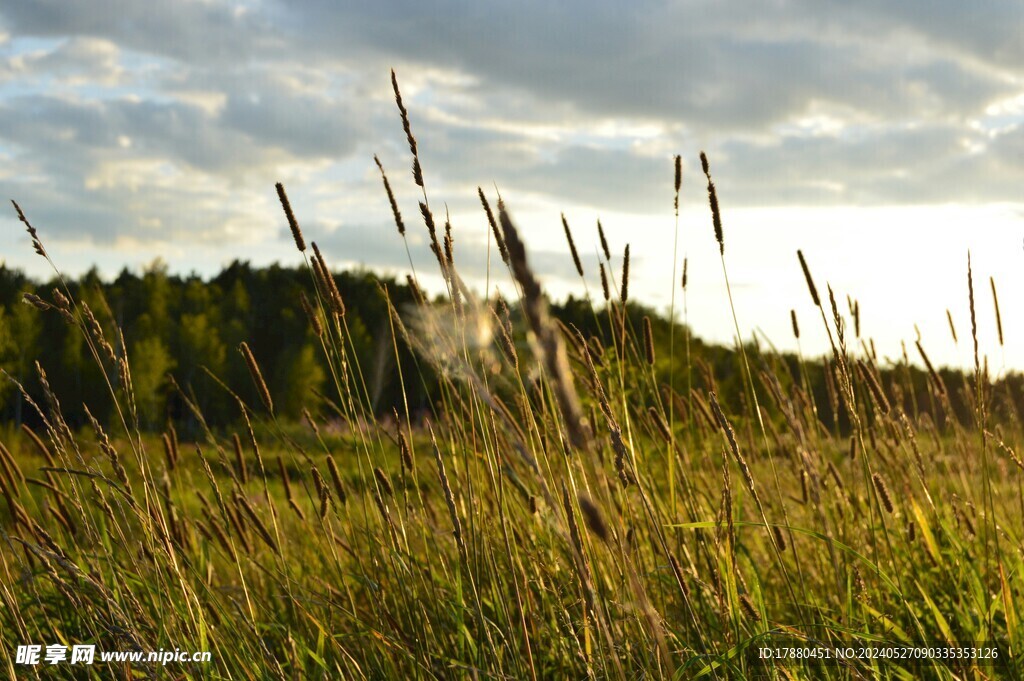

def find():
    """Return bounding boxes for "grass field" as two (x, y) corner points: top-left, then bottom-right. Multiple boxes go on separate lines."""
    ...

(1, 77), (1022, 679)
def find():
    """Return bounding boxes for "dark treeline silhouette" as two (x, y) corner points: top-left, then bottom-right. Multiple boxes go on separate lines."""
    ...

(0, 261), (1015, 437)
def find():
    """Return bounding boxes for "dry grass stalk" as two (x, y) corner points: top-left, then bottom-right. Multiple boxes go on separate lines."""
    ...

(990, 276), (1003, 346)
(790, 309), (800, 339)
(374, 467), (394, 497)
(22, 292), (50, 312)
(430, 428), (466, 558)
(648, 407), (671, 441)
(21, 424), (55, 467)
(478, 188), (508, 265)
(81, 302), (116, 365)
(642, 316), (655, 365)
(871, 473), (894, 514)
(311, 242), (346, 317)
(827, 460), (845, 491)
(11, 200), (46, 257)
(611, 428), (632, 487)
(599, 263), (609, 301)
(561, 214), (584, 277)
(443, 218), (454, 270)
(325, 455), (347, 505)
(989, 434), (1024, 472)
(226, 502), (253, 554)
(405, 274), (425, 305)
(620, 245), (630, 304)
(968, 253), (979, 381)
(828, 285), (845, 347)
(390, 70), (423, 188)
(232, 433), (249, 485)
(498, 203), (590, 451)
(797, 250), (821, 307)
(946, 309), (958, 343)
(739, 594), (760, 622)
(239, 342), (273, 414)
(577, 494), (609, 544)
(495, 308), (518, 369)
(856, 360), (890, 414)
(561, 484), (585, 557)
(419, 202), (446, 274)
(235, 491), (279, 554)
(596, 219), (611, 261)
(374, 155), (405, 236)
(287, 497), (306, 521)
(277, 457), (293, 501)
(915, 341), (946, 397)
(311, 465), (329, 519)
(699, 152), (723, 255)
(300, 291), (323, 338)
(708, 391), (760, 507)
(772, 525), (788, 552)
(162, 432), (177, 472)
(84, 404), (131, 500)
(275, 182), (305, 252)
(674, 154), (682, 215)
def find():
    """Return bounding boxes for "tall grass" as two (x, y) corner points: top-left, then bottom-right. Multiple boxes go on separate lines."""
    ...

(0, 75), (1020, 680)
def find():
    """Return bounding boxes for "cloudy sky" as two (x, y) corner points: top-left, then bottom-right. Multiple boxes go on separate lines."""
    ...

(1, 1), (1022, 369)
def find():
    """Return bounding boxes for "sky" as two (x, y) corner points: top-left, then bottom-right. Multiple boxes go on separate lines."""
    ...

(1, 1), (1022, 371)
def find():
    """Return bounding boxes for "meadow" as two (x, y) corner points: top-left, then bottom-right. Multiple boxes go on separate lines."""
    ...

(0, 74), (1021, 679)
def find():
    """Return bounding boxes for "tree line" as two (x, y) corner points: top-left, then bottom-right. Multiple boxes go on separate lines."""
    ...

(0, 260), (1013, 437)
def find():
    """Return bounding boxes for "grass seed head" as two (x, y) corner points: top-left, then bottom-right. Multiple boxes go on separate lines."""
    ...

(275, 182), (305, 252)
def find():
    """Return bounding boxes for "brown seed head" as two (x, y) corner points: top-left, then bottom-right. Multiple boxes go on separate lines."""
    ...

(642, 315), (655, 365)
(374, 155), (405, 236)
(478, 187), (508, 264)
(577, 494), (609, 544)
(673, 154), (682, 213)
(796, 250), (821, 307)
(597, 219), (610, 261)
(374, 467), (394, 497)
(872, 472), (894, 513)
(239, 342), (273, 414)
(390, 69), (423, 187)
(620, 244), (630, 304)
(990, 276), (1003, 347)
(699, 152), (723, 255)
(561, 213), (584, 277)
(12, 200), (46, 257)
(275, 182), (305, 252)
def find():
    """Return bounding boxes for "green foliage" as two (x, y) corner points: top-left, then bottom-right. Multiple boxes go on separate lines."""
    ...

(130, 335), (175, 426)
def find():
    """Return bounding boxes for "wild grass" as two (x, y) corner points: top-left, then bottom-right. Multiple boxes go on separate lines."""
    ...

(1, 74), (1022, 679)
